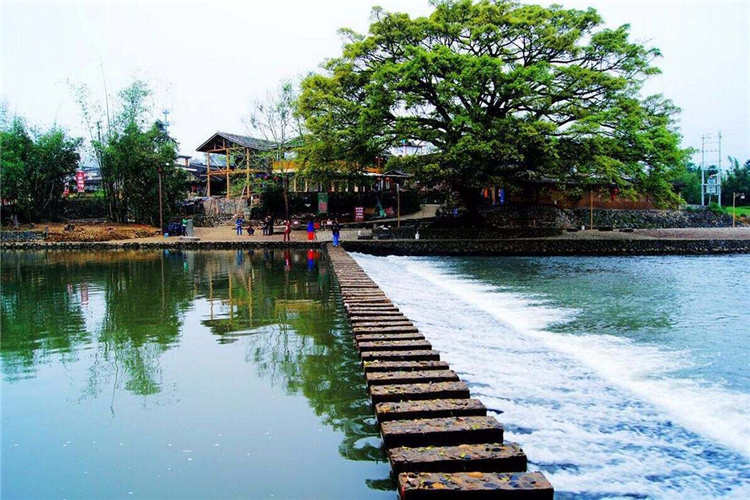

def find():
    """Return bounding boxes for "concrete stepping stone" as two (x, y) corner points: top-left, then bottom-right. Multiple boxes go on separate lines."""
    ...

(358, 340), (433, 352)
(352, 321), (413, 328)
(347, 308), (402, 315)
(344, 300), (393, 306)
(397, 471), (553, 499)
(380, 416), (503, 448)
(355, 333), (425, 343)
(388, 442), (527, 473)
(369, 381), (469, 403)
(366, 370), (459, 387)
(375, 399), (486, 422)
(346, 303), (397, 310)
(351, 317), (411, 325)
(360, 350), (440, 362)
(353, 324), (418, 332)
(363, 360), (450, 373)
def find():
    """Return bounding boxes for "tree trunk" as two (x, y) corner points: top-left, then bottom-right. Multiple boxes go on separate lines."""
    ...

(283, 175), (289, 220)
(455, 183), (483, 223)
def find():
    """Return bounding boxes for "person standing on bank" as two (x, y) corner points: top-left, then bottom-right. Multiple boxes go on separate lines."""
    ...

(283, 219), (292, 242)
(332, 219), (341, 247)
(235, 215), (244, 236)
(307, 218), (316, 241)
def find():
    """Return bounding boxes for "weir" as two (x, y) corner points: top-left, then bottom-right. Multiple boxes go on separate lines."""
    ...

(327, 244), (554, 499)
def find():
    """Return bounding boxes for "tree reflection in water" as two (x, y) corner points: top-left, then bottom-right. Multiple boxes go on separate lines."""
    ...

(0, 248), (392, 491)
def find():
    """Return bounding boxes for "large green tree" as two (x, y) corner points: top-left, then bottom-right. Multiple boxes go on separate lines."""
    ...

(298, 0), (689, 211)
(101, 121), (184, 225)
(74, 80), (185, 224)
(246, 79), (306, 219)
(1, 117), (81, 222)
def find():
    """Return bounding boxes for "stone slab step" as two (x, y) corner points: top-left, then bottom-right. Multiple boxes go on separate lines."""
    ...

(339, 284), (380, 289)
(366, 370), (459, 387)
(346, 304), (398, 310)
(369, 381), (469, 403)
(356, 333), (425, 343)
(358, 340), (433, 353)
(380, 416), (503, 448)
(351, 316), (411, 324)
(363, 360), (450, 373)
(375, 399), (487, 422)
(388, 442), (527, 474)
(347, 309), (402, 315)
(352, 319), (418, 335)
(361, 350), (440, 362)
(397, 471), (553, 500)
(344, 300), (393, 306)
(352, 321), (414, 329)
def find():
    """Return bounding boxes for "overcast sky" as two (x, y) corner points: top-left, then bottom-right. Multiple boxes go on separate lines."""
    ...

(2, 0), (748, 167)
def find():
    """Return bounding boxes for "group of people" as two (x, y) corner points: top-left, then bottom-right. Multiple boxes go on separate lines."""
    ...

(233, 215), (276, 237)
(305, 218), (342, 246)
(234, 214), (341, 246)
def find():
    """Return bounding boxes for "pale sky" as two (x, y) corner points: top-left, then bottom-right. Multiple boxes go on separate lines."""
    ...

(2, 0), (749, 167)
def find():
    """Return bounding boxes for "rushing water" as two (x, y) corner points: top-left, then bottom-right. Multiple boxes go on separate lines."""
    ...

(352, 253), (750, 499)
(1, 250), (392, 499)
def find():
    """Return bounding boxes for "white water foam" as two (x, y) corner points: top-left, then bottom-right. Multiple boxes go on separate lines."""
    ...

(352, 253), (750, 498)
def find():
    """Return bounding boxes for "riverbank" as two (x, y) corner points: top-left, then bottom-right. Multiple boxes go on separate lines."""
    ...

(3, 226), (749, 254)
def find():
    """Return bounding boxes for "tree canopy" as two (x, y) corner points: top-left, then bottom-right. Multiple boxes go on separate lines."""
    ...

(297, 0), (690, 209)
(74, 80), (186, 225)
(1, 117), (81, 222)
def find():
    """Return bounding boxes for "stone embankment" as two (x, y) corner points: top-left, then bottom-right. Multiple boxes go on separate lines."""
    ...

(0, 240), (321, 251)
(327, 244), (553, 499)
(343, 238), (750, 256)
(484, 206), (743, 229)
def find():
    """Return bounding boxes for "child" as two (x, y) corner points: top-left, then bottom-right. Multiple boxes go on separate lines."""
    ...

(332, 219), (341, 247)
(307, 219), (315, 240)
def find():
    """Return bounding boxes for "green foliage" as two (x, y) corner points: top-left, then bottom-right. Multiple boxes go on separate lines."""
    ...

(721, 159), (750, 206)
(73, 80), (186, 224)
(247, 79), (306, 218)
(297, 0), (689, 210)
(101, 122), (185, 225)
(671, 163), (702, 205)
(0, 117), (82, 222)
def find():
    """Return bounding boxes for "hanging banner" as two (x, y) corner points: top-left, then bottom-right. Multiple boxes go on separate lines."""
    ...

(317, 192), (328, 214)
(76, 171), (86, 193)
(354, 206), (364, 222)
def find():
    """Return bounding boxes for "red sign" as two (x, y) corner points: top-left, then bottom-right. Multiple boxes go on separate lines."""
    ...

(75, 171), (86, 193)
(354, 206), (364, 222)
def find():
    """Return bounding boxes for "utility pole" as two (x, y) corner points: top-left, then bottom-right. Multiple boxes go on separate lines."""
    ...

(158, 166), (164, 232)
(397, 183), (401, 228)
(700, 135), (706, 206)
(717, 131), (722, 207)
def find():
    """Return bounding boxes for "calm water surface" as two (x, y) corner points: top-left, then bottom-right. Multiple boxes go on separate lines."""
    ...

(354, 253), (750, 499)
(1, 250), (392, 499)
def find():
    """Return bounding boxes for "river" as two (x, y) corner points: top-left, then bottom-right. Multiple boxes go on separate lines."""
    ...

(352, 253), (750, 499)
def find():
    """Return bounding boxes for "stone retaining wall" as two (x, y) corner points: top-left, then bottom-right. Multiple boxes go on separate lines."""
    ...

(1, 230), (47, 242)
(484, 206), (742, 229)
(342, 239), (750, 256)
(4, 238), (748, 255)
(0, 240), (323, 251)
